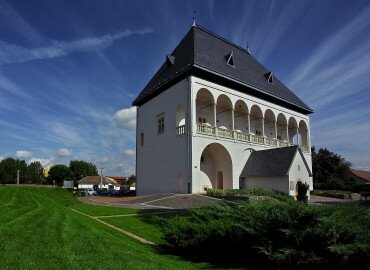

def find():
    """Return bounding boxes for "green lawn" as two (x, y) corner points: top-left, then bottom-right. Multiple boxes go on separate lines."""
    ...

(101, 213), (185, 245)
(0, 186), (211, 269)
(73, 202), (140, 216)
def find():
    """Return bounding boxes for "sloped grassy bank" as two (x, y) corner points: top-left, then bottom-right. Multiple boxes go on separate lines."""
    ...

(159, 200), (370, 269)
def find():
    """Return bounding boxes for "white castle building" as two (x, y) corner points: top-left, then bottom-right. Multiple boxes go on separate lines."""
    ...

(133, 25), (313, 196)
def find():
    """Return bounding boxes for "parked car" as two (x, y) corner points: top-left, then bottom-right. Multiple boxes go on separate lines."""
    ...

(107, 189), (120, 196)
(86, 189), (97, 196)
(118, 186), (130, 196)
(96, 189), (109, 196)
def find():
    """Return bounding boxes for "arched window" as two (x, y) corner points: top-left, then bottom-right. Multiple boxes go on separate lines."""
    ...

(176, 104), (186, 135)
(196, 88), (214, 126)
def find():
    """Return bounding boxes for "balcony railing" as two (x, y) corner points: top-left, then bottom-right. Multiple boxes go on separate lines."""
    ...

(217, 128), (233, 139)
(196, 124), (310, 153)
(176, 125), (186, 135)
(300, 146), (310, 153)
(197, 124), (215, 135)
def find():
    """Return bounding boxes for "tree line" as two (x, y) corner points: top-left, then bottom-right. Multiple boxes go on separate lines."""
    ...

(0, 147), (359, 190)
(312, 147), (359, 191)
(0, 158), (98, 185)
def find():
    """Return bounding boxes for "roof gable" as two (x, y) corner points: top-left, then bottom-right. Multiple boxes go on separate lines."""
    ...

(133, 25), (313, 114)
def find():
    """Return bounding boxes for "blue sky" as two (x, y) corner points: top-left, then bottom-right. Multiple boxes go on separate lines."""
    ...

(1, 0), (370, 176)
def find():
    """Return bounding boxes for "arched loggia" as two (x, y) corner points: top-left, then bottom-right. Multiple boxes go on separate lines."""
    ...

(199, 143), (233, 191)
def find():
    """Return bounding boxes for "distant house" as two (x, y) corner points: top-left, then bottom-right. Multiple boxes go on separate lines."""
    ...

(107, 176), (126, 185)
(350, 169), (370, 186)
(78, 176), (120, 190)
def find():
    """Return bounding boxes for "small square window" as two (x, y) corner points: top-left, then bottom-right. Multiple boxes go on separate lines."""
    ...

(298, 165), (301, 171)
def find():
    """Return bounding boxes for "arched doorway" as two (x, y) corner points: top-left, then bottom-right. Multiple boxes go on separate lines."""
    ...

(199, 143), (233, 191)
(295, 180), (303, 197)
(217, 171), (223, 189)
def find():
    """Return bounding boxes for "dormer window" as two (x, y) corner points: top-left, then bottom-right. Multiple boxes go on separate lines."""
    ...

(226, 52), (235, 67)
(265, 72), (274, 84)
(166, 54), (175, 67)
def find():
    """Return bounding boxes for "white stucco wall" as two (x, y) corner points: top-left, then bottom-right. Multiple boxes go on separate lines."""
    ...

(136, 79), (189, 195)
(191, 77), (312, 194)
(288, 151), (312, 196)
(135, 75), (312, 195)
(242, 176), (289, 193)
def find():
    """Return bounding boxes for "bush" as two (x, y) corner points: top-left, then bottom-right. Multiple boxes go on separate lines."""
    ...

(297, 182), (309, 202)
(159, 201), (370, 268)
(207, 188), (292, 202)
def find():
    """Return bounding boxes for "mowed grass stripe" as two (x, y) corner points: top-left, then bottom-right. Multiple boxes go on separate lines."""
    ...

(0, 186), (210, 269)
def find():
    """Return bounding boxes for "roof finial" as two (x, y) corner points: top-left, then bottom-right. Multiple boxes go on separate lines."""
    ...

(192, 11), (196, 26)
(246, 42), (251, 54)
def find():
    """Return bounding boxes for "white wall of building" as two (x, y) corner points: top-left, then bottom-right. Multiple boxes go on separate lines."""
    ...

(242, 176), (289, 193)
(288, 151), (312, 196)
(136, 75), (313, 195)
(136, 79), (189, 195)
(190, 77), (312, 194)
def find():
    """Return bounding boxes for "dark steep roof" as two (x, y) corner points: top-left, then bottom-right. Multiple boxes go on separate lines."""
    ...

(133, 25), (313, 114)
(240, 146), (312, 177)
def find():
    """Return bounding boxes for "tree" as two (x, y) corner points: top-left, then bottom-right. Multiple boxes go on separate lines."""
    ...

(312, 147), (355, 190)
(126, 175), (136, 185)
(27, 161), (44, 184)
(48, 165), (71, 185)
(69, 160), (98, 181)
(0, 157), (28, 184)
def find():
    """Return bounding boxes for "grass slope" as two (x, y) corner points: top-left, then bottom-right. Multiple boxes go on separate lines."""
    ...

(0, 186), (209, 269)
(101, 213), (186, 245)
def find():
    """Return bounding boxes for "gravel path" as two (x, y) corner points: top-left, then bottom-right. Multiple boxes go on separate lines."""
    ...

(81, 193), (222, 209)
(147, 194), (222, 209)
(309, 195), (354, 205)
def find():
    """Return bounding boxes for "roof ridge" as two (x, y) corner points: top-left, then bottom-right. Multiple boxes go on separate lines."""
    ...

(194, 24), (252, 56)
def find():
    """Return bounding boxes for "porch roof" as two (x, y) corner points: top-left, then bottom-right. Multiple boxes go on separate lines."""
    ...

(240, 146), (312, 177)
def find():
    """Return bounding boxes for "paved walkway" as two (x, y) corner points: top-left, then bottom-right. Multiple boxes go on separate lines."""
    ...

(80, 193), (222, 209)
(309, 195), (354, 205)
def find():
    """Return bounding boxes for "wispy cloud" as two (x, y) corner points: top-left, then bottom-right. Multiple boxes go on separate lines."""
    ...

(28, 157), (54, 167)
(15, 150), (32, 158)
(57, 148), (72, 157)
(124, 149), (135, 157)
(0, 1), (44, 45)
(288, 5), (370, 91)
(0, 28), (153, 65)
(50, 123), (92, 148)
(0, 72), (30, 98)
